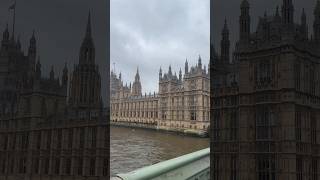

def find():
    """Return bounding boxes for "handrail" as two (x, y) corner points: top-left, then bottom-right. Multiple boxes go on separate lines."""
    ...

(113, 148), (210, 180)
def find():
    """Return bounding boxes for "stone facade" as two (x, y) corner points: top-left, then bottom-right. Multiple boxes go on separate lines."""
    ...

(111, 57), (210, 135)
(0, 13), (108, 179)
(211, 0), (320, 180)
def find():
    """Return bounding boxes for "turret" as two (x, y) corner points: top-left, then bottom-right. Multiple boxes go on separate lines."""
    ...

(35, 56), (41, 79)
(221, 19), (230, 63)
(1, 24), (10, 50)
(185, 59), (189, 74)
(314, 0), (320, 42)
(179, 68), (182, 81)
(274, 6), (281, 22)
(50, 66), (54, 81)
(282, 0), (294, 25)
(79, 12), (95, 64)
(62, 62), (68, 86)
(168, 65), (172, 76)
(16, 35), (21, 50)
(159, 67), (162, 80)
(301, 8), (308, 40)
(198, 55), (202, 68)
(28, 30), (37, 59)
(239, 0), (250, 43)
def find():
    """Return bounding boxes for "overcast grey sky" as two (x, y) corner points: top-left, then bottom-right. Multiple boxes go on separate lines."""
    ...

(213, 0), (317, 54)
(0, 0), (107, 103)
(111, 0), (210, 94)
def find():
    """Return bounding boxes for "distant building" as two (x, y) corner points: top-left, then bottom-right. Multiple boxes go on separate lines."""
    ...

(111, 56), (210, 135)
(211, 0), (320, 179)
(0, 12), (108, 179)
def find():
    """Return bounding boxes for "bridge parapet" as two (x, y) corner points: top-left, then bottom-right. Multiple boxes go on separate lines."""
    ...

(112, 148), (210, 180)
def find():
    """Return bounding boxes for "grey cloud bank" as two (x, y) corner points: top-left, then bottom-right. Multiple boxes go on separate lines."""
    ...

(111, 0), (210, 93)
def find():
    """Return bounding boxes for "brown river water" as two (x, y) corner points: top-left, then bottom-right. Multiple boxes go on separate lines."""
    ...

(110, 126), (209, 176)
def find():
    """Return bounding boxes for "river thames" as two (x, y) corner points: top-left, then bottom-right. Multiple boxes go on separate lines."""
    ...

(110, 126), (209, 176)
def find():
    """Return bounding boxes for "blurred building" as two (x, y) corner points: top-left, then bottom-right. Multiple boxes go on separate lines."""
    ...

(211, 0), (320, 179)
(0, 12), (108, 179)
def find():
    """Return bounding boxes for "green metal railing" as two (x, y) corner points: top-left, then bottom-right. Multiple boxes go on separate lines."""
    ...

(112, 148), (210, 180)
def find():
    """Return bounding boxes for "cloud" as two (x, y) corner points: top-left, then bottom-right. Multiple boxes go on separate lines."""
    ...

(111, 0), (210, 93)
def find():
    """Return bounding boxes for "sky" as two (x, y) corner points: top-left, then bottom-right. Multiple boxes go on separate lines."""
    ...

(0, 0), (108, 103)
(213, 0), (317, 54)
(111, 0), (210, 94)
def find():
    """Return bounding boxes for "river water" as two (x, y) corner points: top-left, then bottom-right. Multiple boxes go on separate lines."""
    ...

(110, 126), (209, 176)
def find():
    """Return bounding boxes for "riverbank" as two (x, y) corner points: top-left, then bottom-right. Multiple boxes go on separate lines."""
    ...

(110, 121), (209, 138)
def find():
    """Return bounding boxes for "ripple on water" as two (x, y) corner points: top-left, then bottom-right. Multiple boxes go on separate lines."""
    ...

(110, 126), (209, 176)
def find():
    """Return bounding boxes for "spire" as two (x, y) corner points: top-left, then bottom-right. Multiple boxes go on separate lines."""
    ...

(282, 0), (294, 24)
(221, 19), (230, 63)
(241, 0), (249, 8)
(62, 62), (68, 86)
(135, 67), (140, 81)
(168, 65), (172, 75)
(50, 65), (54, 81)
(159, 66), (162, 80)
(79, 11), (95, 64)
(185, 59), (189, 74)
(198, 55), (202, 68)
(28, 30), (37, 58)
(223, 18), (229, 33)
(16, 35), (21, 50)
(240, 0), (250, 43)
(2, 23), (9, 41)
(314, 0), (320, 42)
(36, 56), (41, 79)
(179, 68), (182, 81)
(86, 11), (92, 38)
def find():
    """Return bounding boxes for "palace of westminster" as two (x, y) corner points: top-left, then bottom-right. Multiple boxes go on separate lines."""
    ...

(110, 56), (210, 134)
(210, 0), (320, 180)
(0, 13), (108, 179)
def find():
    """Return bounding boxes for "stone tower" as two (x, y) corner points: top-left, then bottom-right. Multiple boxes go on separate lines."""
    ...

(69, 12), (102, 109)
(131, 67), (142, 96)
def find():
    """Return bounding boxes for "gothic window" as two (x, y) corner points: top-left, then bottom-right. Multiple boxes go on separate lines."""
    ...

(46, 130), (51, 149)
(89, 158), (95, 176)
(257, 155), (276, 180)
(295, 110), (302, 141)
(312, 159), (317, 180)
(213, 110), (220, 141)
(103, 158), (108, 176)
(33, 158), (39, 174)
(57, 129), (62, 149)
(294, 63), (301, 90)
(255, 59), (274, 89)
(230, 110), (238, 141)
(22, 132), (29, 150)
(68, 129), (73, 149)
(36, 131), (41, 149)
(54, 158), (60, 174)
(79, 128), (85, 149)
(256, 106), (275, 140)
(190, 111), (196, 120)
(65, 158), (71, 175)
(230, 156), (238, 180)
(78, 158), (83, 175)
(296, 156), (302, 180)
(91, 127), (97, 148)
(213, 155), (220, 180)
(44, 158), (49, 174)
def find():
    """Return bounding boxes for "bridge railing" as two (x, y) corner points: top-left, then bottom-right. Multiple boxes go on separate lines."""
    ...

(112, 148), (210, 180)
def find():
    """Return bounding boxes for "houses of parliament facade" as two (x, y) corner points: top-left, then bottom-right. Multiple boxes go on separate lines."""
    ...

(110, 57), (210, 135)
(211, 0), (320, 180)
(0, 13), (108, 179)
